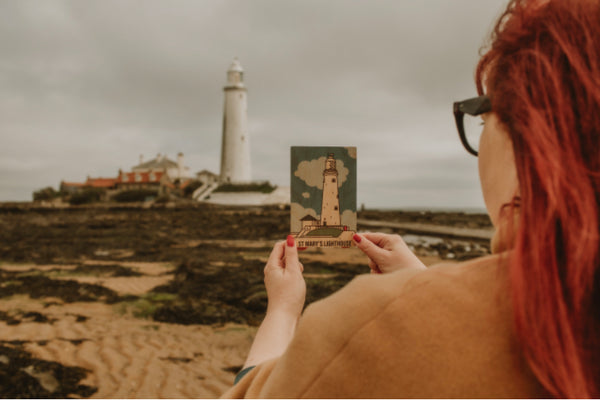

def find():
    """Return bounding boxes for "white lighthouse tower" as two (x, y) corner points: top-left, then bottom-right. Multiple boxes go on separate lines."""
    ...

(219, 58), (252, 183)
(320, 153), (341, 227)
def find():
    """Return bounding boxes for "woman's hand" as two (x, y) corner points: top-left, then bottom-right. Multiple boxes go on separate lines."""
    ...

(242, 236), (306, 369)
(264, 235), (306, 319)
(353, 232), (426, 274)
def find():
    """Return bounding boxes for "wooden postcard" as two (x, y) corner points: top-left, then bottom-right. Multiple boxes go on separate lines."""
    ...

(290, 146), (357, 248)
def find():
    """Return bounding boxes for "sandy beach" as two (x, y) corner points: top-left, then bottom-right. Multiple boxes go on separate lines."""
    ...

(0, 204), (491, 398)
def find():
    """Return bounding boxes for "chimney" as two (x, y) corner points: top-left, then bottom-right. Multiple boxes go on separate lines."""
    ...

(177, 152), (184, 178)
(139, 154), (144, 165)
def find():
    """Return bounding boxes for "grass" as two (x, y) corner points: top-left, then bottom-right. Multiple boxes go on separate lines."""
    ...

(15, 270), (45, 277)
(145, 292), (177, 302)
(141, 324), (160, 331)
(46, 270), (92, 278)
(0, 281), (23, 288)
(7, 268), (102, 279)
(305, 228), (343, 237)
(215, 325), (256, 334)
(0, 261), (33, 267)
(317, 267), (336, 274)
(213, 182), (276, 194)
(114, 292), (178, 319)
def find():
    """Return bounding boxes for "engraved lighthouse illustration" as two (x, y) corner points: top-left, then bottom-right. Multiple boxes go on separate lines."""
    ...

(321, 154), (341, 227)
(290, 146), (357, 248)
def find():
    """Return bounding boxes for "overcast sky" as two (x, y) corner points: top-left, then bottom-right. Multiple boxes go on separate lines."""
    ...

(0, 0), (508, 209)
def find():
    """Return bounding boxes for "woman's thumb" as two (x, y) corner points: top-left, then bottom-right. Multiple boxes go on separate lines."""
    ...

(353, 234), (386, 264)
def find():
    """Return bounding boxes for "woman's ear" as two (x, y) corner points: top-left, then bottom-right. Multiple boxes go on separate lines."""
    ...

(491, 196), (521, 254)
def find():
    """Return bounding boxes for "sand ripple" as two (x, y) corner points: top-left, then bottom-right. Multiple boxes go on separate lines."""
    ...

(0, 299), (254, 398)
(55, 275), (174, 296)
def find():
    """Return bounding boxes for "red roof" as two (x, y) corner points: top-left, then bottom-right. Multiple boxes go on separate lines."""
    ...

(61, 170), (168, 190)
(85, 177), (118, 188)
(118, 171), (164, 184)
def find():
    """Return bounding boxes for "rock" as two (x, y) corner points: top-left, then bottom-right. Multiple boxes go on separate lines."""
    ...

(23, 365), (60, 393)
(243, 291), (268, 312)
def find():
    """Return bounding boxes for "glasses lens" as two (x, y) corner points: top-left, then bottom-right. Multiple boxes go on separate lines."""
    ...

(463, 114), (483, 154)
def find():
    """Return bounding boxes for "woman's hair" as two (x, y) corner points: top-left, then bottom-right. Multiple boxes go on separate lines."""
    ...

(476, 0), (600, 397)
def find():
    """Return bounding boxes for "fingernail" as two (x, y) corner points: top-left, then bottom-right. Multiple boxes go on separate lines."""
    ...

(287, 235), (295, 247)
(353, 234), (361, 243)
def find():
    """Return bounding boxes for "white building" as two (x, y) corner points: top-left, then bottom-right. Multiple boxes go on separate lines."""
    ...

(219, 58), (252, 184)
(133, 152), (192, 181)
(196, 169), (218, 186)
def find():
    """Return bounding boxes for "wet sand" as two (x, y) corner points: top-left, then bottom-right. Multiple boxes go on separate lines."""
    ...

(0, 296), (253, 398)
(0, 259), (255, 398)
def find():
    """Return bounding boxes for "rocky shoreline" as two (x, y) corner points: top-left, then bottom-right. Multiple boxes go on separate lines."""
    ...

(0, 204), (492, 397)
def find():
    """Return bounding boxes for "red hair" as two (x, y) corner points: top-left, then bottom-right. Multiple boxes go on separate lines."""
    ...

(476, 0), (600, 397)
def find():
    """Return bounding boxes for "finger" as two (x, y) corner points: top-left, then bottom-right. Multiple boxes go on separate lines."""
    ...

(266, 241), (286, 268)
(284, 235), (301, 272)
(353, 234), (387, 265)
(368, 259), (383, 274)
(361, 232), (391, 246)
(368, 259), (378, 271)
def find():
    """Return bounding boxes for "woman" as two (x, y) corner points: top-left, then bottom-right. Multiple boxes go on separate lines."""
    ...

(224, 0), (600, 397)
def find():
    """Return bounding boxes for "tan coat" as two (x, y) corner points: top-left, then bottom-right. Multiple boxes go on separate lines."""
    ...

(223, 255), (548, 398)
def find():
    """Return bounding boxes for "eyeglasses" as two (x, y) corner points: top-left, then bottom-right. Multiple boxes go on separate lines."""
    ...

(453, 95), (491, 156)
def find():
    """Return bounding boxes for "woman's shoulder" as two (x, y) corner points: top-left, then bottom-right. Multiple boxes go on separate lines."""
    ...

(397, 253), (510, 311)
(382, 254), (513, 341)
(293, 254), (542, 397)
(297, 253), (514, 373)
(312, 253), (509, 321)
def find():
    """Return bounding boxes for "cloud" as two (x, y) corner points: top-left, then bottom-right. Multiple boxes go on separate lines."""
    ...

(345, 147), (357, 159)
(291, 202), (318, 232)
(341, 209), (357, 230)
(294, 157), (349, 190)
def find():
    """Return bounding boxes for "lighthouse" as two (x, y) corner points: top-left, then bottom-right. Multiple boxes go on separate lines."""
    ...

(219, 58), (251, 183)
(320, 153), (341, 227)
